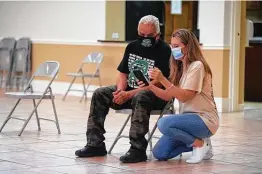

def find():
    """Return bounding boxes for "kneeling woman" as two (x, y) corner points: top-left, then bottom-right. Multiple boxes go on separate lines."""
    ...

(140, 29), (219, 164)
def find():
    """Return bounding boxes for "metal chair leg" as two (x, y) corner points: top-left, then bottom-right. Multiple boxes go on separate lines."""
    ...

(33, 99), (41, 131)
(98, 76), (102, 87)
(148, 129), (153, 151)
(0, 73), (3, 88)
(18, 98), (44, 136)
(147, 113), (165, 143)
(50, 89), (61, 134)
(0, 99), (21, 132)
(108, 114), (132, 154)
(21, 72), (26, 91)
(62, 77), (76, 101)
(81, 76), (88, 102)
(80, 77), (94, 103)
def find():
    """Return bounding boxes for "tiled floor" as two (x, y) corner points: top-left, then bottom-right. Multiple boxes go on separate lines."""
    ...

(1, 89), (262, 174)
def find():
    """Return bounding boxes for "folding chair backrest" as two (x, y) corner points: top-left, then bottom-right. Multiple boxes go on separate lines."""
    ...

(12, 38), (31, 72)
(0, 37), (16, 71)
(0, 37), (16, 50)
(34, 61), (60, 78)
(16, 38), (30, 50)
(12, 49), (27, 72)
(25, 61), (60, 92)
(0, 50), (12, 71)
(83, 52), (103, 64)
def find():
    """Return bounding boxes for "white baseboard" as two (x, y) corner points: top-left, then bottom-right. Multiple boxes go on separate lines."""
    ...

(214, 98), (230, 113)
(32, 80), (230, 112)
(238, 103), (244, 111)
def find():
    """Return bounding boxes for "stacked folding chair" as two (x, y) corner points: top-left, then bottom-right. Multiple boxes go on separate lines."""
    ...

(0, 37), (16, 90)
(10, 37), (32, 90)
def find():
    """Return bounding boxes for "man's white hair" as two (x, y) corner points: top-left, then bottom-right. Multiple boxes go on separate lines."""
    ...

(138, 15), (160, 34)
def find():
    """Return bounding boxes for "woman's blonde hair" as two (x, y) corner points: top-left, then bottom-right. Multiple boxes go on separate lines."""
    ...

(169, 29), (212, 85)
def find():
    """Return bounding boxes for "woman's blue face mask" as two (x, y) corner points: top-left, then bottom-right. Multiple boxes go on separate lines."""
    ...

(172, 47), (184, 60)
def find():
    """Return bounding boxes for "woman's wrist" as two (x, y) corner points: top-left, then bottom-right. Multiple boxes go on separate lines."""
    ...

(147, 84), (154, 90)
(167, 84), (174, 90)
(159, 76), (166, 83)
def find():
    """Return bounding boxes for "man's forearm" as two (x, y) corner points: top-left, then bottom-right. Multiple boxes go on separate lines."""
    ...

(116, 80), (127, 91)
(116, 73), (128, 91)
(127, 87), (148, 98)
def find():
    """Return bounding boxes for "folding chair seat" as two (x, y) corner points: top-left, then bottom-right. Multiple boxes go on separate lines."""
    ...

(66, 72), (100, 78)
(108, 99), (175, 154)
(62, 52), (103, 102)
(5, 92), (53, 99)
(0, 61), (61, 136)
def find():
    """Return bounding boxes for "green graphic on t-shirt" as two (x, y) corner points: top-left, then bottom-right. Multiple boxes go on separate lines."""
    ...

(127, 53), (155, 88)
(128, 60), (149, 88)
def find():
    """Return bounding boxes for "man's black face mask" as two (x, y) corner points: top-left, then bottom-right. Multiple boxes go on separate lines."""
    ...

(138, 35), (157, 48)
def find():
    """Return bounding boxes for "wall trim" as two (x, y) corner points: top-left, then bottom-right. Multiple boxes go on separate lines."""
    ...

(201, 46), (230, 50)
(0, 37), (127, 47)
(32, 80), (230, 113)
(0, 37), (230, 49)
(32, 39), (127, 47)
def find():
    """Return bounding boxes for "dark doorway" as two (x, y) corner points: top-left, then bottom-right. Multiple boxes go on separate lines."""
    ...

(125, 1), (165, 41)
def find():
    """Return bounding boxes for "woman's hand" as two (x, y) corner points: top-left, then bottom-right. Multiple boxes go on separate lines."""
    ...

(149, 67), (165, 82)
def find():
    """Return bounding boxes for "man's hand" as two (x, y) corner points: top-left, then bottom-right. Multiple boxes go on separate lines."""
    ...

(137, 81), (153, 90)
(113, 88), (121, 96)
(113, 90), (131, 105)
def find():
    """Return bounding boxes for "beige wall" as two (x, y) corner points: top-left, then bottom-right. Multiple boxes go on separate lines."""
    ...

(105, 1), (125, 41)
(203, 49), (230, 98)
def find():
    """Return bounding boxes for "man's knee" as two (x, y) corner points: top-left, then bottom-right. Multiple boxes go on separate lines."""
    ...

(131, 90), (153, 106)
(93, 87), (106, 96)
(93, 86), (115, 98)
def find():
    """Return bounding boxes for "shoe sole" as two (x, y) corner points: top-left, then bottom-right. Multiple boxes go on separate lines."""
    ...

(120, 156), (147, 163)
(75, 152), (107, 158)
(120, 158), (147, 163)
(203, 153), (214, 160)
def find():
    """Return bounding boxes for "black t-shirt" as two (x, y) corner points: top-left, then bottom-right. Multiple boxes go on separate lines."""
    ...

(117, 39), (171, 90)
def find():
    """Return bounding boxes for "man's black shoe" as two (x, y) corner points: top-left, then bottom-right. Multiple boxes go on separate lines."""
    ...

(75, 145), (107, 157)
(119, 148), (147, 163)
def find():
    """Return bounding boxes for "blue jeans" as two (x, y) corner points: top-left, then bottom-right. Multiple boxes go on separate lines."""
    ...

(152, 113), (212, 161)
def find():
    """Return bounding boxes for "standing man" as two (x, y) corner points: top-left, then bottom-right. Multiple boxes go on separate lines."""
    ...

(75, 15), (171, 163)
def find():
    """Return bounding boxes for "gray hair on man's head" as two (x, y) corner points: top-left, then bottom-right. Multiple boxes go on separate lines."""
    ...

(138, 15), (160, 34)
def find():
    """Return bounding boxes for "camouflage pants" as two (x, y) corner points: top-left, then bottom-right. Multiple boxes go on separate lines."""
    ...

(86, 85), (167, 151)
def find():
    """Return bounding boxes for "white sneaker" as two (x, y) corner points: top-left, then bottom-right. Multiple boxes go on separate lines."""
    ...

(186, 139), (210, 164)
(204, 138), (214, 160)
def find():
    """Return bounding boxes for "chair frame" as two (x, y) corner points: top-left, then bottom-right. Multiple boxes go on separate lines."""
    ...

(62, 52), (103, 102)
(108, 99), (175, 154)
(0, 61), (61, 136)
